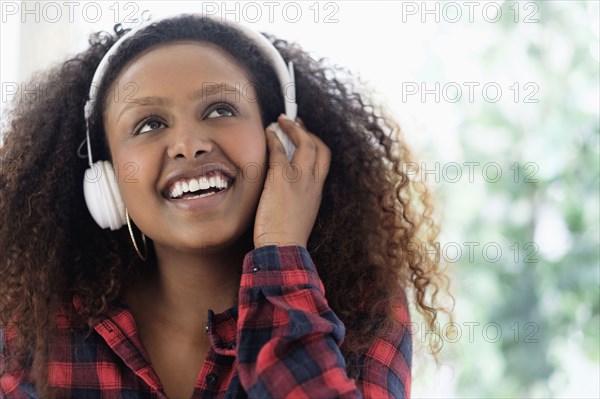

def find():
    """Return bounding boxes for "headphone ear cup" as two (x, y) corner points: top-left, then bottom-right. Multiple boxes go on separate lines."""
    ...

(83, 161), (126, 230)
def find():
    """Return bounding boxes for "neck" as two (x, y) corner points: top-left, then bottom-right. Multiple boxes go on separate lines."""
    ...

(123, 233), (254, 346)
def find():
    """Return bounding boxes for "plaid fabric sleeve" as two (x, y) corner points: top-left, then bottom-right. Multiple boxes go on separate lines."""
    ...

(0, 327), (40, 399)
(236, 245), (411, 399)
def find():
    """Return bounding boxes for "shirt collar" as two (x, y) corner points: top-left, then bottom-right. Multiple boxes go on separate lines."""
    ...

(72, 292), (239, 354)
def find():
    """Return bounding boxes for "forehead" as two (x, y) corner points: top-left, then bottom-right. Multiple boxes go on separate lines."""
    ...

(105, 41), (253, 103)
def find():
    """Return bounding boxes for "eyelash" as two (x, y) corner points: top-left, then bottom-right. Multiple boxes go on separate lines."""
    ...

(206, 102), (238, 119)
(130, 103), (239, 136)
(131, 114), (165, 136)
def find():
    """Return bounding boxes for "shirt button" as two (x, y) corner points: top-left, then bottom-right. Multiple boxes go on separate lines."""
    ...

(205, 322), (209, 332)
(252, 265), (261, 272)
(206, 373), (218, 385)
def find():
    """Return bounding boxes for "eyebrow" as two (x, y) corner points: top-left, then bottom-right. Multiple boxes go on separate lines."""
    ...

(116, 83), (243, 122)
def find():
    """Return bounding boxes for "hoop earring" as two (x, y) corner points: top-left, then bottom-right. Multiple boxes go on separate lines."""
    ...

(126, 208), (147, 261)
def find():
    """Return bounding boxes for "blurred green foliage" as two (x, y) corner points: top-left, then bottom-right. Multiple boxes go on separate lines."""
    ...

(411, 1), (599, 397)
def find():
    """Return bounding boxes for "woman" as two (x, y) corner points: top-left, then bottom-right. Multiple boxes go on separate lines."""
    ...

(0, 14), (448, 399)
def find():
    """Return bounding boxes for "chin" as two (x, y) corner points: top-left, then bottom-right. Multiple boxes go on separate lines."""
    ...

(181, 229), (253, 254)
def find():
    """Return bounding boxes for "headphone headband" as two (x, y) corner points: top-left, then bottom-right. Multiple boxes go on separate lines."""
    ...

(83, 13), (297, 166)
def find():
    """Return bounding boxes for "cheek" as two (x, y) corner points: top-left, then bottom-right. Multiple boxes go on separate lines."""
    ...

(112, 147), (161, 201)
(226, 128), (268, 179)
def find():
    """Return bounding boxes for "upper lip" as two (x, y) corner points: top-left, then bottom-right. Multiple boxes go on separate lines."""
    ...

(161, 163), (236, 198)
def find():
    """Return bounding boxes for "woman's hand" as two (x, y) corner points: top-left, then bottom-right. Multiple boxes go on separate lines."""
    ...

(253, 114), (331, 248)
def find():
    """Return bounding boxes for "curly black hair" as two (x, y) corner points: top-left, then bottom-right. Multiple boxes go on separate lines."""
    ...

(1, 14), (450, 398)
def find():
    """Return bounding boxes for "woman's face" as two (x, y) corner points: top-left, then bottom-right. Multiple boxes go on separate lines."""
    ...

(103, 41), (267, 253)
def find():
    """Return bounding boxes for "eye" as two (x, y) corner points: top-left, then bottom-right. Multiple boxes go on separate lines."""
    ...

(133, 117), (166, 135)
(206, 103), (237, 119)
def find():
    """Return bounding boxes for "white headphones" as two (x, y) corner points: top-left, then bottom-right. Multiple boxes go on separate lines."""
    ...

(83, 13), (298, 230)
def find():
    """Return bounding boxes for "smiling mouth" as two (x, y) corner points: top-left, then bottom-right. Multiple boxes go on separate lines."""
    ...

(164, 171), (233, 201)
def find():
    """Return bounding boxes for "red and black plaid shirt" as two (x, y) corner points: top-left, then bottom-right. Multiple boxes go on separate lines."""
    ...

(1, 245), (411, 398)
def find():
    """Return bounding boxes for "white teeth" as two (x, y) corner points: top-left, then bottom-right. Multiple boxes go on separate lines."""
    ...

(199, 176), (210, 190)
(189, 179), (200, 192)
(168, 172), (231, 199)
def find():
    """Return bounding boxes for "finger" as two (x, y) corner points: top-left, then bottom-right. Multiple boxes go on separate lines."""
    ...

(305, 131), (331, 160)
(276, 115), (319, 168)
(277, 114), (315, 150)
(276, 116), (331, 186)
(304, 132), (332, 183)
(295, 116), (307, 130)
(265, 124), (289, 164)
(279, 117), (331, 184)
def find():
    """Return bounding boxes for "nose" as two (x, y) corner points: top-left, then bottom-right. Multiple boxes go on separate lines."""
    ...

(166, 122), (214, 160)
